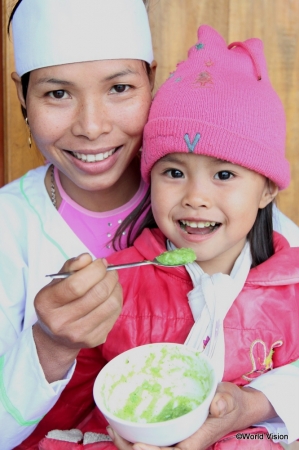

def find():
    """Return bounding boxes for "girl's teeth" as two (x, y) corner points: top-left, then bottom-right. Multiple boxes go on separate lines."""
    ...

(181, 220), (217, 228)
(73, 148), (116, 162)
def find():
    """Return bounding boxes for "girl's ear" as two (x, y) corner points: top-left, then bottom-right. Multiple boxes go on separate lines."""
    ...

(149, 60), (157, 92)
(11, 72), (26, 109)
(259, 180), (279, 209)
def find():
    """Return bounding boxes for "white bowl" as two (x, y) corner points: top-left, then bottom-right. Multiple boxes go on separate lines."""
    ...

(93, 343), (217, 446)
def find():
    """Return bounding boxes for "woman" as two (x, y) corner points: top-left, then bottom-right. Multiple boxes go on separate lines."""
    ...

(1, 0), (155, 447)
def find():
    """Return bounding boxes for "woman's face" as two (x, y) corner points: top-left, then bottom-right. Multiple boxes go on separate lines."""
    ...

(13, 59), (155, 195)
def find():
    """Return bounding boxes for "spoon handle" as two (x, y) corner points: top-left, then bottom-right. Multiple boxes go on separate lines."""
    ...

(46, 260), (153, 279)
(107, 260), (153, 270)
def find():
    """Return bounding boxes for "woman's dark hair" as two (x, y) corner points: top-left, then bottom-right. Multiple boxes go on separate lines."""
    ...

(7, 0), (23, 32)
(8, 0), (29, 118)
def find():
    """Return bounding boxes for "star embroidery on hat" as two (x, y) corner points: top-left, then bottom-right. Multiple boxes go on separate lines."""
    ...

(195, 42), (204, 50)
(194, 71), (213, 87)
(205, 59), (214, 67)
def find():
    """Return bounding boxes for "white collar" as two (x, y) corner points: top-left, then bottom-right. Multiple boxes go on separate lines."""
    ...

(167, 240), (252, 380)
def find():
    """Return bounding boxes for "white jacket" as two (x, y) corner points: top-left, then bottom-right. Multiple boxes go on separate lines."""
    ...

(0, 165), (298, 448)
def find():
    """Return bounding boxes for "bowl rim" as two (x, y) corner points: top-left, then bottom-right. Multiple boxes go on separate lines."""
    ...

(93, 342), (217, 428)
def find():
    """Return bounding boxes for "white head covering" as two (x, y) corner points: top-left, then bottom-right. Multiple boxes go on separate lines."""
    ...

(12, 0), (154, 76)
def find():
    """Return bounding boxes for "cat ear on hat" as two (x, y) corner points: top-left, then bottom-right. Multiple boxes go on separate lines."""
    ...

(228, 38), (268, 81)
(193, 25), (227, 52)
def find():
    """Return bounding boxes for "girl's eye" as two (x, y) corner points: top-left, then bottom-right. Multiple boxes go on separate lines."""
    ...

(215, 171), (234, 180)
(110, 84), (130, 94)
(165, 169), (184, 178)
(48, 90), (69, 99)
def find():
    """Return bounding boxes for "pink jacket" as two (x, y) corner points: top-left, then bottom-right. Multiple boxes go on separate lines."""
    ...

(102, 229), (299, 383)
(19, 229), (299, 449)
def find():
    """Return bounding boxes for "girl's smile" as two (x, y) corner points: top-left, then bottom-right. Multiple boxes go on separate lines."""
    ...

(151, 153), (276, 275)
(178, 218), (221, 236)
(13, 59), (155, 211)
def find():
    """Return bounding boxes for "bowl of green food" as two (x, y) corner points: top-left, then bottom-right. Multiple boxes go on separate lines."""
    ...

(93, 343), (217, 446)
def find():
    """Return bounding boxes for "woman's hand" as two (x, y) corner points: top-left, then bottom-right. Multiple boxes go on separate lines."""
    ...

(33, 253), (122, 382)
(107, 382), (277, 450)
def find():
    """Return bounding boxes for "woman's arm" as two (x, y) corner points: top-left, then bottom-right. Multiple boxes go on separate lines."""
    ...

(246, 364), (299, 443)
(0, 253), (122, 448)
(33, 254), (122, 383)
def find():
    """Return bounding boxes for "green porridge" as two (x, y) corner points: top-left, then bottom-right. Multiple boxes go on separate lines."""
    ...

(100, 345), (213, 424)
(156, 248), (196, 266)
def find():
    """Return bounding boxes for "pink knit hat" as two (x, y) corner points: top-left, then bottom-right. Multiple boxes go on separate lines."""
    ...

(142, 25), (290, 190)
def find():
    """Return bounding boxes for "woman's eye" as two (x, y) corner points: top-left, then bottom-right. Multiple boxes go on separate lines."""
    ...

(48, 90), (69, 99)
(166, 169), (184, 178)
(215, 171), (233, 180)
(110, 84), (130, 94)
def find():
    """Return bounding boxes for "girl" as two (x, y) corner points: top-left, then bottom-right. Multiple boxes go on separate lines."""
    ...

(0, 0), (156, 447)
(97, 25), (299, 449)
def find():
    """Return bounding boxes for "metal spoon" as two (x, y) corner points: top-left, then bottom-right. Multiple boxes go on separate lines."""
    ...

(46, 258), (185, 280)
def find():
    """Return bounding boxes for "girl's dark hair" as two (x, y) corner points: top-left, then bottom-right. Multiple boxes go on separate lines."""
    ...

(247, 201), (274, 268)
(121, 196), (275, 268)
(112, 186), (157, 250)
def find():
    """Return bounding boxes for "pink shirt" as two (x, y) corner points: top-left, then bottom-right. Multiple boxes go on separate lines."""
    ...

(54, 167), (149, 258)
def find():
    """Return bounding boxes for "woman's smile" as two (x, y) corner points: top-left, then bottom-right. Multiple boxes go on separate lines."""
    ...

(61, 144), (125, 176)
(71, 146), (120, 163)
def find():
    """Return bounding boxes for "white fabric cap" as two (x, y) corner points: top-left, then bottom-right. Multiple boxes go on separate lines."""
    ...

(12, 0), (154, 76)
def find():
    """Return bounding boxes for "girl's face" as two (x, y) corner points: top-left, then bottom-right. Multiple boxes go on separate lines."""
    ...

(151, 153), (277, 275)
(13, 59), (155, 202)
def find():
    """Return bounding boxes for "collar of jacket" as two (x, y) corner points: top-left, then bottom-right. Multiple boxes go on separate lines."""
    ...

(133, 228), (299, 287)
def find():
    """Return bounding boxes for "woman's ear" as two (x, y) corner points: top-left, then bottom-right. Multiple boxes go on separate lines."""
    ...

(259, 179), (279, 209)
(11, 72), (26, 109)
(149, 60), (157, 92)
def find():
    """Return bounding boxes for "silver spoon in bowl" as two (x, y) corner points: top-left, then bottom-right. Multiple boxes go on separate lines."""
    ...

(45, 248), (196, 279)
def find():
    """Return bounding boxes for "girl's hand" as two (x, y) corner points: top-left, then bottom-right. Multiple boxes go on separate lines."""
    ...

(33, 253), (122, 382)
(107, 382), (276, 450)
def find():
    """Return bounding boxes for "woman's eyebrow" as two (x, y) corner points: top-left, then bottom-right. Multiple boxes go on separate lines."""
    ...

(103, 69), (138, 81)
(35, 78), (74, 86)
(35, 69), (139, 86)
